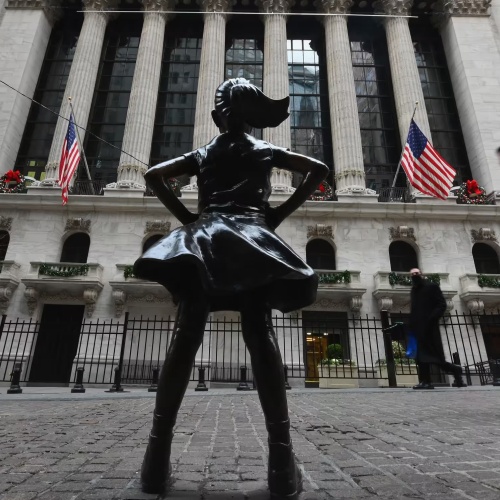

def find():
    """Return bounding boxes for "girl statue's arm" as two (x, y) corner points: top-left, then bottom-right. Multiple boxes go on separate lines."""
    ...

(144, 157), (199, 225)
(266, 150), (329, 229)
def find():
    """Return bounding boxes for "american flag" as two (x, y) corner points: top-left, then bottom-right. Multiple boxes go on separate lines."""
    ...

(401, 120), (456, 200)
(59, 113), (81, 205)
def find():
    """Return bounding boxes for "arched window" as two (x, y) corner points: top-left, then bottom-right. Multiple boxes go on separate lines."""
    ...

(60, 233), (90, 263)
(0, 231), (10, 261)
(472, 243), (500, 274)
(306, 240), (336, 270)
(143, 234), (163, 253)
(389, 241), (418, 272)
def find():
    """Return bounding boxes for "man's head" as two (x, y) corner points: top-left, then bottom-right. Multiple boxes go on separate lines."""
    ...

(410, 268), (423, 286)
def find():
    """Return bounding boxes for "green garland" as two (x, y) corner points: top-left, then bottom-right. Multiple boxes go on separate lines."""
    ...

(39, 263), (89, 277)
(389, 272), (441, 287)
(124, 266), (136, 279)
(318, 270), (351, 284)
(456, 181), (487, 205)
(308, 180), (334, 201)
(478, 274), (500, 288)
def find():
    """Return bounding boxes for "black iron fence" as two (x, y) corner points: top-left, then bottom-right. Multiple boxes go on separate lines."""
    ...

(71, 180), (107, 195)
(378, 187), (415, 203)
(1, 311), (499, 387)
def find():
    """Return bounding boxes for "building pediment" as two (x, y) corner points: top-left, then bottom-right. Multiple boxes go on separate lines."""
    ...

(459, 273), (500, 312)
(21, 262), (104, 316)
(373, 271), (457, 312)
(316, 270), (367, 311)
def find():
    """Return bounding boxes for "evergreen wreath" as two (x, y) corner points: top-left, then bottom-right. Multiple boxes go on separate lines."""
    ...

(0, 170), (26, 194)
(457, 179), (487, 205)
(309, 180), (334, 201)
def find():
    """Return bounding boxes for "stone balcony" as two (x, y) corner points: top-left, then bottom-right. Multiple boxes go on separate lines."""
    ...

(21, 262), (104, 316)
(373, 271), (457, 312)
(109, 264), (169, 317)
(315, 270), (366, 311)
(0, 260), (21, 315)
(459, 274), (500, 312)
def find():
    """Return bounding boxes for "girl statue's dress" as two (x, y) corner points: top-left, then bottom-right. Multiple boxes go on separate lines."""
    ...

(134, 132), (318, 313)
(133, 78), (329, 500)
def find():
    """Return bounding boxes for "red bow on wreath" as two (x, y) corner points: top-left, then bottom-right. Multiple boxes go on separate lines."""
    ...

(318, 183), (326, 193)
(4, 170), (22, 184)
(466, 179), (482, 196)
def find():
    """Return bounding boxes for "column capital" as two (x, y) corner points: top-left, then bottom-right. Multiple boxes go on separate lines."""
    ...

(6, 0), (62, 25)
(317, 0), (353, 15)
(141, 0), (175, 13)
(198, 0), (232, 13)
(434, 0), (491, 16)
(83, 0), (119, 14)
(373, 0), (413, 16)
(257, 0), (294, 14)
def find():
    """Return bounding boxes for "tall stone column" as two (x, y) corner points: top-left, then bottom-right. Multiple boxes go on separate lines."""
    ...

(319, 0), (372, 195)
(376, 0), (431, 145)
(114, 0), (172, 190)
(192, 0), (231, 149)
(259, 0), (293, 193)
(437, 0), (500, 194)
(0, 0), (59, 173)
(43, 0), (118, 185)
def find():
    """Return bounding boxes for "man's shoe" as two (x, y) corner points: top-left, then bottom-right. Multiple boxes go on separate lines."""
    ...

(454, 377), (467, 388)
(412, 382), (434, 390)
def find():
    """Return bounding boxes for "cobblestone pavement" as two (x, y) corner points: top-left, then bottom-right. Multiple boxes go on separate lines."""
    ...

(1, 387), (500, 500)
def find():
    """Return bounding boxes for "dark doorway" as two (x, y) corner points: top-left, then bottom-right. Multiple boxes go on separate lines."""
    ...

(29, 304), (85, 384)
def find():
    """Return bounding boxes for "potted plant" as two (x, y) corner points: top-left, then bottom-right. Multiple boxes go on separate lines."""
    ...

(318, 343), (359, 389)
(377, 340), (418, 387)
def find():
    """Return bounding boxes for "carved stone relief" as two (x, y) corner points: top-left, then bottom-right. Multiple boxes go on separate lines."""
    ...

(145, 220), (171, 235)
(65, 218), (91, 233)
(0, 217), (13, 231)
(389, 226), (415, 241)
(307, 224), (333, 239)
(471, 228), (497, 243)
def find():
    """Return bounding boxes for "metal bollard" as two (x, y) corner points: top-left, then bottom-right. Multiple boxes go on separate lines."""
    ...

(106, 367), (124, 393)
(451, 352), (462, 387)
(148, 366), (159, 392)
(71, 367), (86, 393)
(195, 367), (208, 392)
(8, 363), (22, 394)
(237, 365), (251, 391)
(284, 365), (291, 390)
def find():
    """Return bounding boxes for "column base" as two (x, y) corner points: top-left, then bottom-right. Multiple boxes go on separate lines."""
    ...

(26, 185), (61, 195)
(415, 194), (457, 204)
(336, 193), (379, 203)
(180, 182), (198, 201)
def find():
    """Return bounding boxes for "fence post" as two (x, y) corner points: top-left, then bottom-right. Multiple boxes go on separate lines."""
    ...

(195, 367), (208, 392)
(106, 312), (128, 393)
(491, 360), (500, 387)
(380, 310), (398, 388)
(7, 362), (22, 394)
(148, 366), (159, 392)
(0, 314), (6, 344)
(71, 367), (86, 393)
(237, 365), (251, 391)
(284, 364), (291, 390)
(451, 352), (461, 387)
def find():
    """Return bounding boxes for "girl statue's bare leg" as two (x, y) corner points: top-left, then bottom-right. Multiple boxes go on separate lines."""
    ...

(141, 295), (210, 494)
(240, 295), (302, 499)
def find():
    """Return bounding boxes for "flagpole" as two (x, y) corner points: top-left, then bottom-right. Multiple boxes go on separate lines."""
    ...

(68, 97), (95, 195)
(391, 101), (419, 189)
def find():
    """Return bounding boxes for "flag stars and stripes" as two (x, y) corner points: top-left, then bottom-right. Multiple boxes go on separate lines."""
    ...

(401, 120), (456, 200)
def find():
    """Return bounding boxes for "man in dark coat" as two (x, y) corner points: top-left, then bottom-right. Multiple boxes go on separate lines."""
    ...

(409, 268), (467, 389)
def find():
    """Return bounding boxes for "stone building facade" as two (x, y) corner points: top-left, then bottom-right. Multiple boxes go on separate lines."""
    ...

(1, 0), (500, 385)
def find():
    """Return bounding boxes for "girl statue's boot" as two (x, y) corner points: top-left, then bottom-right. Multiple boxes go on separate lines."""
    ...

(141, 411), (174, 494)
(266, 419), (302, 499)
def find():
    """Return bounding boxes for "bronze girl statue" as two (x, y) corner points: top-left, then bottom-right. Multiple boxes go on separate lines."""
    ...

(134, 78), (328, 499)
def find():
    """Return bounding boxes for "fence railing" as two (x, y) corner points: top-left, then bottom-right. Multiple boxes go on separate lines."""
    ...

(71, 180), (107, 196)
(378, 187), (415, 203)
(0, 311), (499, 387)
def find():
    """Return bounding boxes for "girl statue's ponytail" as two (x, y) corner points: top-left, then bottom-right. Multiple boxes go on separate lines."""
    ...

(215, 78), (289, 129)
